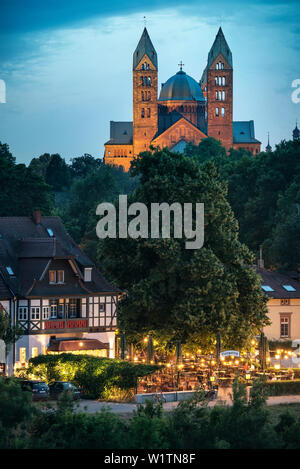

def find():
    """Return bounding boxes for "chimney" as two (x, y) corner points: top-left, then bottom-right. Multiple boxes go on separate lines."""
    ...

(32, 210), (42, 225)
(258, 245), (264, 269)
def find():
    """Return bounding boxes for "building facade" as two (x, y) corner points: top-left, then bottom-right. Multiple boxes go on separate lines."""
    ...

(0, 211), (119, 375)
(256, 267), (300, 342)
(104, 27), (261, 171)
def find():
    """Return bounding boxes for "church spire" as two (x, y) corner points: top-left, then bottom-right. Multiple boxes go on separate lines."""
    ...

(265, 132), (272, 152)
(293, 119), (300, 141)
(133, 27), (157, 70)
(207, 26), (233, 69)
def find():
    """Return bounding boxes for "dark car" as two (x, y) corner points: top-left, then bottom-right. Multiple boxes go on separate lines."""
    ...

(49, 381), (81, 400)
(20, 380), (50, 401)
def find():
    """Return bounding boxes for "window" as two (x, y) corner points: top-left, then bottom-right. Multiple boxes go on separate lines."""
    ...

(30, 307), (40, 320)
(141, 91), (144, 101)
(141, 108), (145, 118)
(19, 347), (26, 364)
(18, 307), (28, 320)
(6, 266), (14, 275)
(32, 347), (38, 358)
(42, 306), (50, 320)
(84, 267), (92, 282)
(140, 76), (144, 86)
(148, 76), (151, 86)
(47, 228), (54, 237)
(222, 77), (226, 86)
(282, 285), (296, 292)
(50, 301), (57, 318)
(281, 299), (290, 305)
(49, 271), (56, 284)
(221, 107), (225, 117)
(218, 77), (222, 86)
(222, 91), (225, 100)
(215, 77), (218, 85)
(144, 77), (147, 86)
(262, 285), (274, 292)
(216, 91), (218, 100)
(216, 107), (219, 116)
(69, 299), (77, 317)
(280, 316), (290, 338)
(57, 270), (64, 284)
(147, 108), (151, 118)
(219, 91), (222, 100)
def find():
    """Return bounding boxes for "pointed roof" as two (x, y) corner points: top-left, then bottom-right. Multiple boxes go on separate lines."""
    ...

(266, 132), (272, 152)
(293, 120), (300, 140)
(207, 27), (232, 69)
(133, 27), (157, 70)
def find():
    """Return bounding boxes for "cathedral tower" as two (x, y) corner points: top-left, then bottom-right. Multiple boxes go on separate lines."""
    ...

(133, 28), (158, 156)
(203, 27), (233, 150)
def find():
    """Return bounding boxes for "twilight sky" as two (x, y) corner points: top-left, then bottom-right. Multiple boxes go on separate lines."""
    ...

(0, 0), (299, 164)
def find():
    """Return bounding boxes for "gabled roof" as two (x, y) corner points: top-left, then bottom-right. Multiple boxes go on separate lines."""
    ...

(152, 116), (208, 143)
(233, 121), (261, 144)
(105, 121), (133, 145)
(0, 215), (120, 298)
(207, 27), (232, 70)
(256, 267), (300, 299)
(133, 27), (157, 70)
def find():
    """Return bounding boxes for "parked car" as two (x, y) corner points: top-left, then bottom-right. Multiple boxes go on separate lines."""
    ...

(20, 380), (50, 401)
(49, 381), (81, 400)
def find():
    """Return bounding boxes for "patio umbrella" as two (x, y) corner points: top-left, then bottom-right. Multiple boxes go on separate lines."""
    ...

(147, 335), (154, 364)
(175, 341), (183, 365)
(120, 332), (127, 360)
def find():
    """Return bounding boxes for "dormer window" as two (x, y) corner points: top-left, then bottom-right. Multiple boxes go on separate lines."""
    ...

(47, 228), (54, 237)
(84, 267), (92, 282)
(57, 270), (64, 284)
(49, 271), (56, 284)
(6, 266), (14, 275)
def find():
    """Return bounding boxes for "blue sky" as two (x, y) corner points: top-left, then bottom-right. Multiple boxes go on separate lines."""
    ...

(0, 0), (299, 164)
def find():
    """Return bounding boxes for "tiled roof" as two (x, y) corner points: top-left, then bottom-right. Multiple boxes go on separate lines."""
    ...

(233, 121), (261, 144)
(256, 267), (300, 299)
(133, 27), (157, 70)
(207, 27), (232, 70)
(0, 215), (120, 298)
(106, 121), (133, 145)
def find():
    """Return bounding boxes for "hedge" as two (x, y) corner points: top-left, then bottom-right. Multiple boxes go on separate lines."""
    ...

(265, 380), (300, 396)
(25, 354), (161, 399)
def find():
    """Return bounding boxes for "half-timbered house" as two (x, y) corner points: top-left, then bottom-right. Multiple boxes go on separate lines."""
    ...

(0, 211), (119, 375)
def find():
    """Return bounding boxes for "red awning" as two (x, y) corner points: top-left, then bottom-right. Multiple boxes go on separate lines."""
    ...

(47, 339), (109, 352)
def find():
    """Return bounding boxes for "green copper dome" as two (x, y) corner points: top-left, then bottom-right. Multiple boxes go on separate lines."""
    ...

(159, 70), (205, 102)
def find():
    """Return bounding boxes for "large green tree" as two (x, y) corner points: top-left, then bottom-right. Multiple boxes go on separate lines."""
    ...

(97, 148), (269, 350)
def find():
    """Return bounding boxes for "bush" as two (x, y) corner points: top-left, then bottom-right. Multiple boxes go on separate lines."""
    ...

(26, 354), (160, 399)
(265, 380), (300, 396)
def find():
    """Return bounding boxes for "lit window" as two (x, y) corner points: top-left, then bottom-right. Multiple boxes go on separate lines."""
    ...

(47, 228), (54, 237)
(219, 91), (222, 100)
(222, 77), (226, 85)
(221, 107), (225, 117)
(57, 270), (64, 284)
(282, 285), (296, 292)
(218, 77), (222, 86)
(6, 266), (14, 275)
(19, 347), (26, 364)
(222, 91), (225, 100)
(262, 285), (274, 292)
(49, 270), (56, 283)
(280, 317), (290, 338)
(216, 107), (219, 116)
(32, 347), (38, 358)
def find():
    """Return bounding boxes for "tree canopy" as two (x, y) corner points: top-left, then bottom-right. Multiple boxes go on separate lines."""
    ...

(97, 148), (269, 350)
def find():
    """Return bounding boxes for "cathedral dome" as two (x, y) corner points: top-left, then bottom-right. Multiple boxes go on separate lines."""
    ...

(159, 70), (205, 102)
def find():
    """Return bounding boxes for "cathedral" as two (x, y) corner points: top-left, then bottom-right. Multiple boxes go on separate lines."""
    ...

(104, 27), (261, 171)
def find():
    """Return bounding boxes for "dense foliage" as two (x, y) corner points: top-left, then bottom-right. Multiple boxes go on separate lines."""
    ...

(0, 142), (53, 216)
(1, 376), (300, 449)
(97, 148), (269, 349)
(185, 139), (300, 270)
(26, 353), (160, 399)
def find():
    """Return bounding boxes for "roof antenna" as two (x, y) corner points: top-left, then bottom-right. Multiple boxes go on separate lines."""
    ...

(143, 16), (147, 28)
